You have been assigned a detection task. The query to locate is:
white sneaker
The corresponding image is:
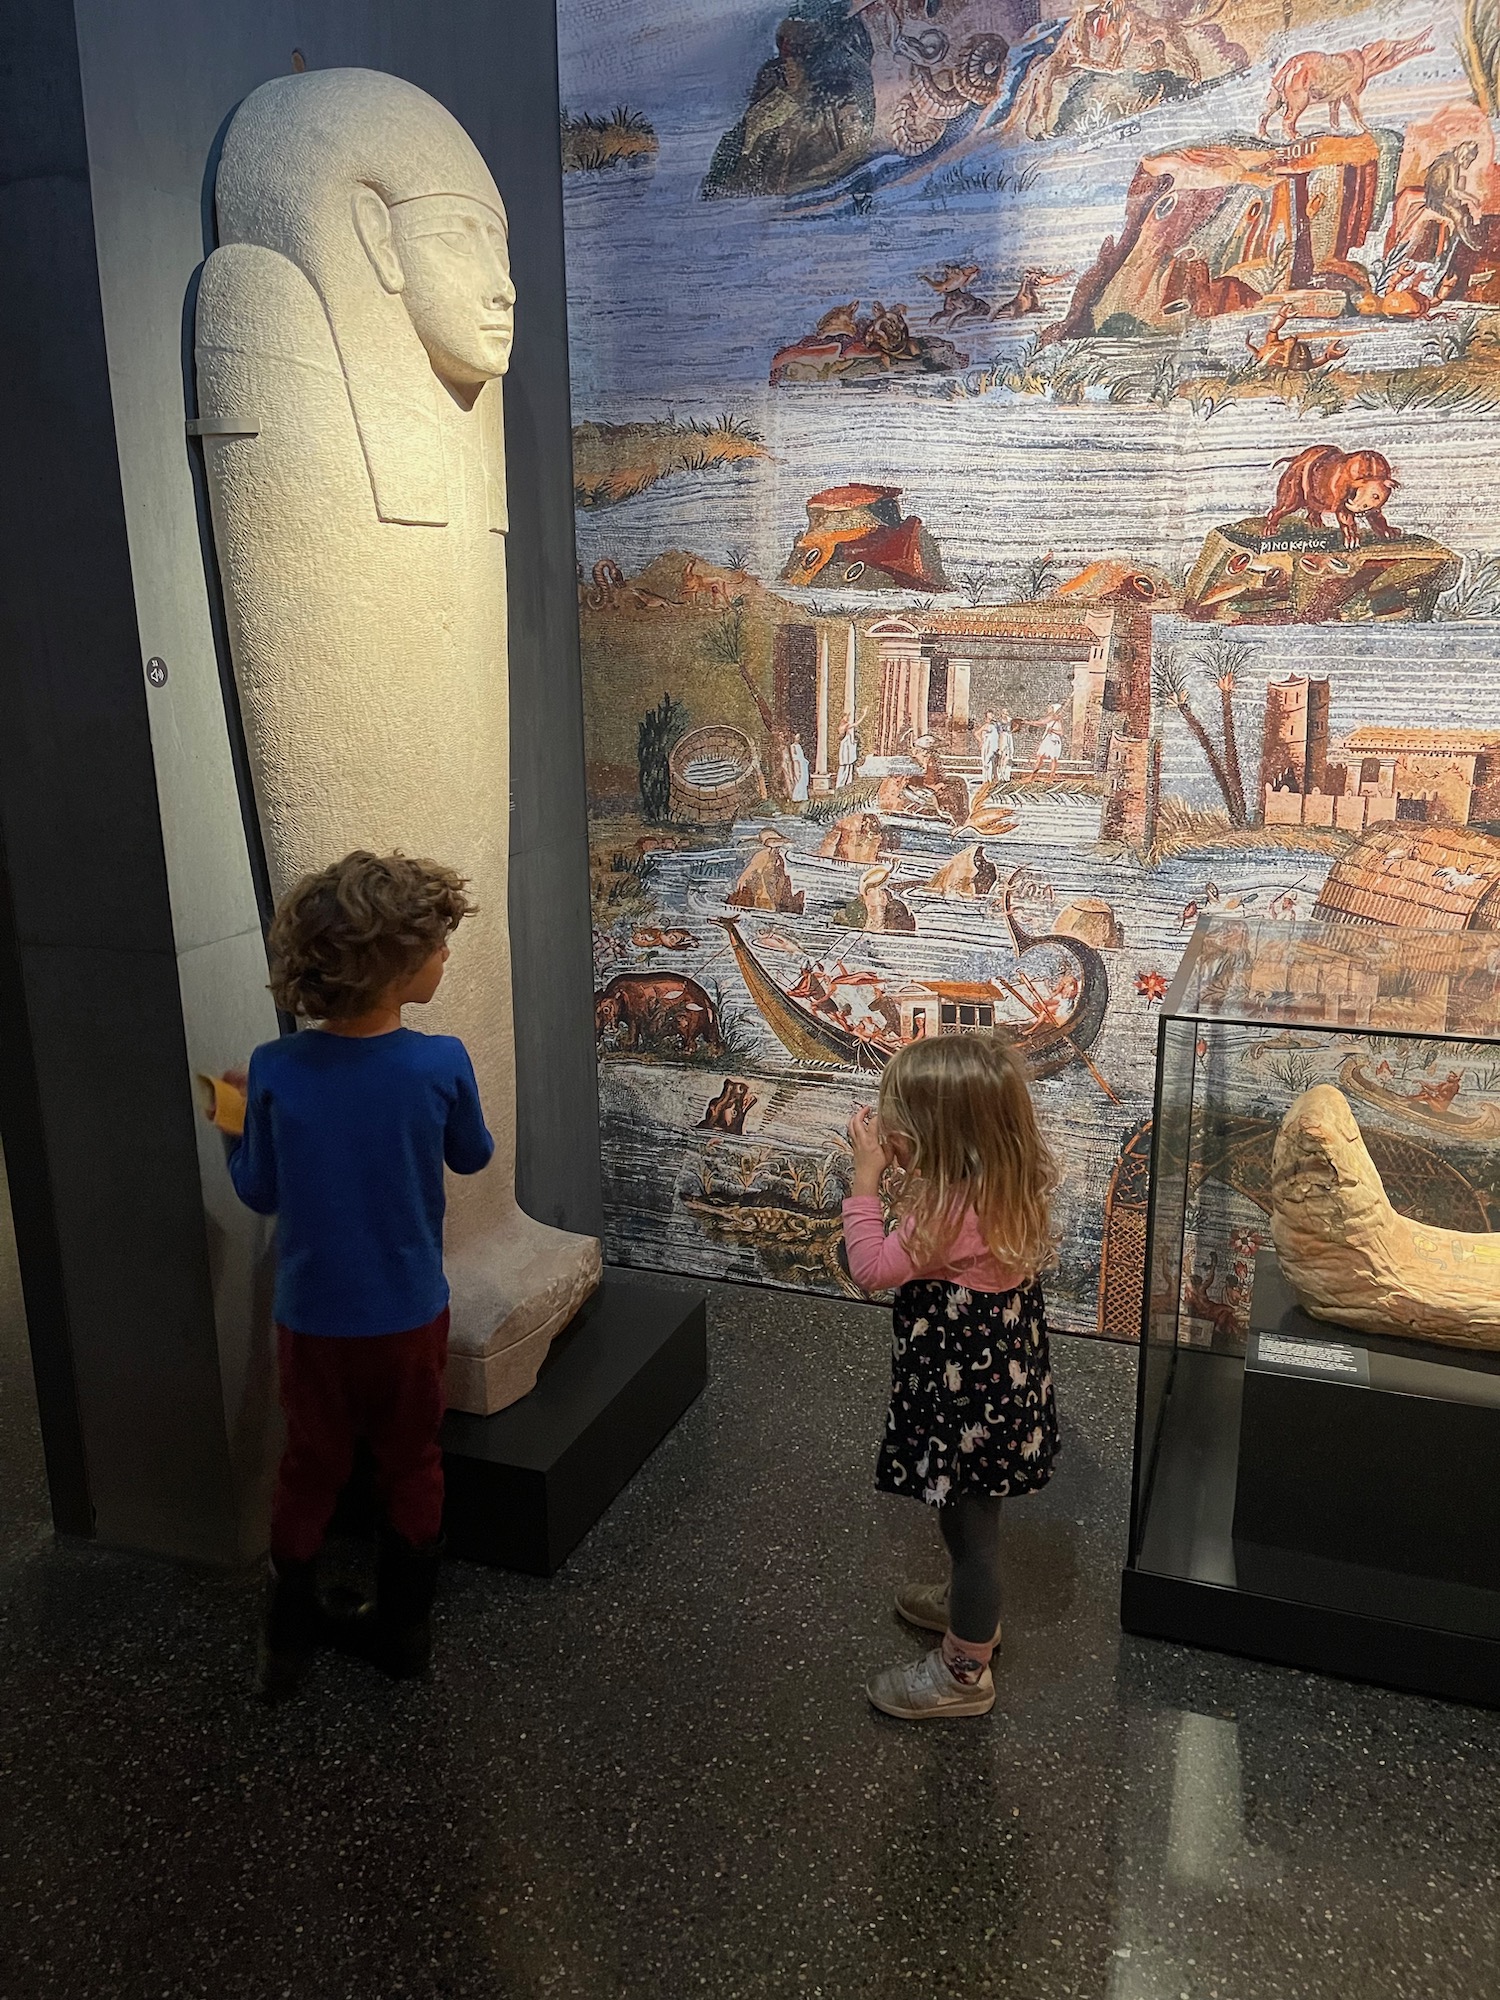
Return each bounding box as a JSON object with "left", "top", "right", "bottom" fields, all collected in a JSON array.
[
  {"left": 867, "top": 1646, "right": 995, "bottom": 1720},
  {"left": 893, "top": 1581, "right": 1002, "bottom": 1649}
]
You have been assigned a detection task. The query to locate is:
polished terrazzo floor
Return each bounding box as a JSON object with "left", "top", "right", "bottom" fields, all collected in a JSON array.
[{"left": 0, "top": 1233, "right": 1498, "bottom": 1998}]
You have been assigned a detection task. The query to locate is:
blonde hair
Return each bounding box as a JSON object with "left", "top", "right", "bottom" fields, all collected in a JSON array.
[
  {"left": 267, "top": 850, "right": 475, "bottom": 1020},
  {"left": 877, "top": 1033, "right": 1058, "bottom": 1276}
]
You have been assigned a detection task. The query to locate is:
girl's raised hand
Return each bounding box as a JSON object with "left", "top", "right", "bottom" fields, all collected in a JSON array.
[{"left": 847, "top": 1105, "right": 889, "bottom": 1196}]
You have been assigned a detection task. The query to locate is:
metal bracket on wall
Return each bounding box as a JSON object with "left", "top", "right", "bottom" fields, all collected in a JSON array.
[{"left": 185, "top": 415, "right": 259, "bottom": 437}]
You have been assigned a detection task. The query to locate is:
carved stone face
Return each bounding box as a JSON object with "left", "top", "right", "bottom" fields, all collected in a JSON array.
[{"left": 388, "top": 193, "right": 514, "bottom": 389}]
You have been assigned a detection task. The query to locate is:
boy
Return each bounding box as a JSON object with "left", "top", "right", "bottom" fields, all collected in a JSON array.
[{"left": 219, "top": 850, "right": 493, "bottom": 1701}]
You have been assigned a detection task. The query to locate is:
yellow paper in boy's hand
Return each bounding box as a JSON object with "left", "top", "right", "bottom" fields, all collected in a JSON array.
[{"left": 196, "top": 1072, "right": 247, "bottom": 1137}]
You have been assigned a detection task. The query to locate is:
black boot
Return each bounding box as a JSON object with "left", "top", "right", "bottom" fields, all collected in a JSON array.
[
  {"left": 329, "top": 1529, "right": 443, "bottom": 1679},
  {"left": 258, "top": 1554, "right": 325, "bottom": 1703}
]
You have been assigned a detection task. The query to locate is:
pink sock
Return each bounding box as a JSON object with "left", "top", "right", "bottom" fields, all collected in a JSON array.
[{"left": 941, "top": 1630, "right": 994, "bottom": 1683}]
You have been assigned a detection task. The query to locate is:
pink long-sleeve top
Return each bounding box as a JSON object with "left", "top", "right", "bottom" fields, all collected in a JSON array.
[{"left": 842, "top": 1195, "right": 1028, "bottom": 1295}]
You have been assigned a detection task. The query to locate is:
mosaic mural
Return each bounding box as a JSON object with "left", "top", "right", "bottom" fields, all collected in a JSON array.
[{"left": 558, "top": 0, "right": 1500, "bottom": 1336}]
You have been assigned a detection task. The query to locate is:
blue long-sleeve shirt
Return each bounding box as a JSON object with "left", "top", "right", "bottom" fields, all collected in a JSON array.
[{"left": 228, "top": 1027, "right": 494, "bottom": 1338}]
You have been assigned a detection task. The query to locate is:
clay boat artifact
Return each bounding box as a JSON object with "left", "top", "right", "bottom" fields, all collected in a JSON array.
[{"left": 1270, "top": 1084, "right": 1500, "bottom": 1349}]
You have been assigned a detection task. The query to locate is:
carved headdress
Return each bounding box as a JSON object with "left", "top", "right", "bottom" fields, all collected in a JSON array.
[{"left": 210, "top": 67, "right": 508, "bottom": 529}]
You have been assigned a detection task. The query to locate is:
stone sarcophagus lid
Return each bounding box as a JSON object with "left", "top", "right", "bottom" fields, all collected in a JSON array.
[{"left": 195, "top": 68, "right": 599, "bottom": 1412}]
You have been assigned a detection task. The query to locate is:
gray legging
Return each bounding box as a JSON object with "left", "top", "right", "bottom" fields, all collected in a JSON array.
[{"left": 938, "top": 1493, "right": 1004, "bottom": 1645}]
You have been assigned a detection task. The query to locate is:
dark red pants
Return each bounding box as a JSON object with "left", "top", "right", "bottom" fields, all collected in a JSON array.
[{"left": 270, "top": 1308, "right": 449, "bottom": 1564}]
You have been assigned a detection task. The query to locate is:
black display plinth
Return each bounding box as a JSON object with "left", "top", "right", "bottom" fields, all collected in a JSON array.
[
  {"left": 1120, "top": 1566, "right": 1500, "bottom": 1709},
  {"left": 1120, "top": 1252, "right": 1500, "bottom": 1706},
  {"left": 336, "top": 1277, "right": 707, "bottom": 1576},
  {"left": 1233, "top": 1255, "right": 1500, "bottom": 1637}
]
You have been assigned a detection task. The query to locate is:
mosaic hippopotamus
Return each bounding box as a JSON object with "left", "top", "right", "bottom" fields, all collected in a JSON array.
[{"left": 595, "top": 974, "right": 723, "bottom": 1057}]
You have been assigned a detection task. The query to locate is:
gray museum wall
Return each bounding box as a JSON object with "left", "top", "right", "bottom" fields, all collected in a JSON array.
[{"left": 0, "top": 0, "right": 599, "bottom": 1562}]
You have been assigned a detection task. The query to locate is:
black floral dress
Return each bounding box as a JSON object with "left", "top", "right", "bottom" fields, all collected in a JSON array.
[{"left": 875, "top": 1278, "right": 1059, "bottom": 1506}]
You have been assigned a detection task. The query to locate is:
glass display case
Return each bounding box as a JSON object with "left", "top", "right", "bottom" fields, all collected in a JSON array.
[{"left": 1122, "top": 915, "right": 1500, "bottom": 1705}]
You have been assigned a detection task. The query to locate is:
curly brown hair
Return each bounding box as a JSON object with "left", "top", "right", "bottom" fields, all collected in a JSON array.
[{"left": 267, "top": 851, "right": 476, "bottom": 1021}]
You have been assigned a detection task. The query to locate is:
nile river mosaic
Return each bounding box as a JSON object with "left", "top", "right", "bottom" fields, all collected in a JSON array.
[{"left": 558, "top": 0, "right": 1500, "bottom": 1338}]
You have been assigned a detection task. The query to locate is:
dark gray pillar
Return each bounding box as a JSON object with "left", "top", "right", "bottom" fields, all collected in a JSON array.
[{"left": 0, "top": 0, "right": 239, "bottom": 1561}]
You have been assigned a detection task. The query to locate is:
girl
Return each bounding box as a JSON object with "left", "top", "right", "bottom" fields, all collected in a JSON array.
[{"left": 844, "top": 1034, "right": 1059, "bottom": 1720}]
